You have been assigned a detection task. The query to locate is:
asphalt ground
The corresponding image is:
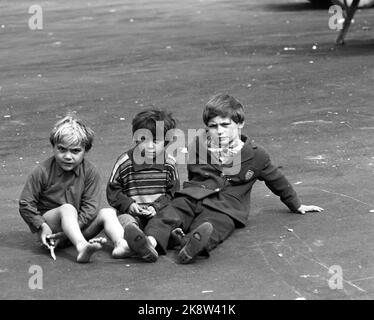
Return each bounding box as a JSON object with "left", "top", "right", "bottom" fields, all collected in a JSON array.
[{"left": 1, "top": 0, "right": 374, "bottom": 300}]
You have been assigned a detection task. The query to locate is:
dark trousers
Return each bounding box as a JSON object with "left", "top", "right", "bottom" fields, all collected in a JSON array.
[{"left": 144, "top": 195, "right": 236, "bottom": 255}]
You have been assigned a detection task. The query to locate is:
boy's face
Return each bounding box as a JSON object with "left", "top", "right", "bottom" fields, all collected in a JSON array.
[
  {"left": 207, "top": 116, "right": 244, "bottom": 147},
  {"left": 53, "top": 142, "right": 85, "bottom": 172},
  {"left": 142, "top": 138, "right": 165, "bottom": 160}
]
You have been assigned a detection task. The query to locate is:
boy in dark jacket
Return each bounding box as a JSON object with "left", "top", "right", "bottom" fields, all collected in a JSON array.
[{"left": 138, "top": 94, "right": 323, "bottom": 263}]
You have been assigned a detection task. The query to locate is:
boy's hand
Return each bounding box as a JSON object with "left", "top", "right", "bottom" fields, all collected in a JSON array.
[
  {"left": 297, "top": 205, "right": 324, "bottom": 215},
  {"left": 38, "top": 223, "right": 53, "bottom": 249},
  {"left": 47, "top": 232, "right": 67, "bottom": 248},
  {"left": 128, "top": 203, "right": 146, "bottom": 216},
  {"left": 139, "top": 206, "right": 156, "bottom": 218}
]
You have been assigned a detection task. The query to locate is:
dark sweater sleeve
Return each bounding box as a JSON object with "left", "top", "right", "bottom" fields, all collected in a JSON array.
[
  {"left": 259, "top": 150, "right": 301, "bottom": 212},
  {"left": 19, "top": 166, "right": 47, "bottom": 233},
  {"left": 106, "top": 155, "right": 134, "bottom": 214},
  {"left": 106, "top": 180, "right": 134, "bottom": 214}
]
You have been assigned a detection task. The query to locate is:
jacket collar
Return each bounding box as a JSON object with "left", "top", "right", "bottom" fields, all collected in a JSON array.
[
  {"left": 237, "top": 135, "right": 255, "bottom": 162},
  {"left": 196, "top": 132, "right": 254, "bottom": 162}
]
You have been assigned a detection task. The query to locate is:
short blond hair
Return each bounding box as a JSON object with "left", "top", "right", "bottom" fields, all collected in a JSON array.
[{"left": 49, "top": 114, "right": 94, "bottom": 151}]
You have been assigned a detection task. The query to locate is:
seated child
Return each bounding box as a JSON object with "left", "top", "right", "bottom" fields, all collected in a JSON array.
[
  {"left": 105, "top": 109, "right": 180, "bottom": 262},
  {"left": 19, "top": 114, "right": 107, "bottom": 263},
  {"left": 140, "top": 93, "right": 324, "bottom": 263}
]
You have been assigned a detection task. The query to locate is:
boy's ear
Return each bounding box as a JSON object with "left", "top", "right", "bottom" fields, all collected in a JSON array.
[{"left": 238, "top": 121, "right": 245, "bottom": 129}]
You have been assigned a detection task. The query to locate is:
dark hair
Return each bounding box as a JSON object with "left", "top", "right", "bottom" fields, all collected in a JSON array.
[
  {"left": 132, "top": 109, "right": 176, "bottom": 138},
  {"left": 203, "top": 93, "right": 245, "bottom": 125}
]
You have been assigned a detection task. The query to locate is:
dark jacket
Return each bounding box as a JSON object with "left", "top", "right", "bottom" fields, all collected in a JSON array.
[{"left": 176, "top": 134, "right": 301, "bottom": 226}]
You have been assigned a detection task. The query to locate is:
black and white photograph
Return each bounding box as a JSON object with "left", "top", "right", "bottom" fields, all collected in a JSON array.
[{"left": 1, "top": 0, "right": 374, "bottom": 303}]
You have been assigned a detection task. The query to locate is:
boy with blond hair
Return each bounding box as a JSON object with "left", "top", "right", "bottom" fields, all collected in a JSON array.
[{"left": 19, "top": 114, "right": 107, "bottom": 263}]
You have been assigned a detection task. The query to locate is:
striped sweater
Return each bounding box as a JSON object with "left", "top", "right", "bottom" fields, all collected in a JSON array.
[{"left": 106, "top": 147, "right": 180, "bottom": 214}]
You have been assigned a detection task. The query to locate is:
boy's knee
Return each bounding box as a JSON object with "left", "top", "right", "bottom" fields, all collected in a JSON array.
[
  {"left": 98, "top": 207, "right": 116, "bottom": 218},
  {"left": 59, "top": 203, "right": 78, "bottom": 216},
  {"left": 163, "top": 216, "right": 182, "bottom": 228}
]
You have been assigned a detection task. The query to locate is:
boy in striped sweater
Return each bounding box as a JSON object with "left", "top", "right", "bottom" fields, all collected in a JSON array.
[{"left": 106, "top": 109, "right": 180, "bottom": 262}]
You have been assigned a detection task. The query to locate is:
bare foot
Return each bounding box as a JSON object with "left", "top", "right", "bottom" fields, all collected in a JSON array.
[
  {"left": 148, "top": 236, "right": 157, "bottom": 248},
  {"left": 89, "top": 237, "right": 107, "bottom": 245},
  {"left": 112, "top": 238, "right": 133, "bottom": 259},
  {"left": 171, "top": 228, "right": 186, "bottom": 246},
  {"left": 76, "top": 239, "right": 105, "bottom": 263}
]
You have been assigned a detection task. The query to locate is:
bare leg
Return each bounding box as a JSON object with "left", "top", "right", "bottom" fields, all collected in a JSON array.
[
  {"left": 76, "top": 237, "right": 106, "bottom": 263},
  {"left": 112, "top": 238, "right": 132, "bottom": 258},
  {"left": 43, "top": 204, "right": 103, "bottom": 263},
  {"left": 83, "top": 208, "right": 132, "bottom": 258}
]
